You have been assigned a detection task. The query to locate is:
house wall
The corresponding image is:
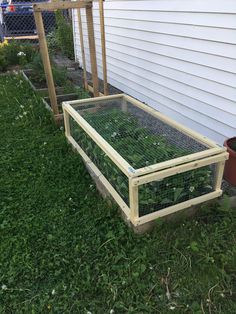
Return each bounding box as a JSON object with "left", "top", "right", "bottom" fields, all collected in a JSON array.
[{"left": 72, "top": 0, "right": 236, "bottom": 144}]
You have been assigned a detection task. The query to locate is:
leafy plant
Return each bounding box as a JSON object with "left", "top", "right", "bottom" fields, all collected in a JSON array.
[
  {"left": 52, "top": 65, "right": 67, "bottom": 86},
  {"left": 0, "top": 40, "right": 37, "bottom": 71},
  {"left": 28, "top": 53, "right": 67, "bottom": 87},
  {"left": 75, "top": 86, "right": 90, "bottom": 99},
  {"left": 46, "top": 30, "right": 59, "bottom": 54},
  {"left": 71, "top": 109, "right": 213, "bottom": 214},
  {"left": 62, "top": 80, "right": 75, "bottom": 94},
  {"left": 55, "top": 11, "right": 74, "bottom": 60},
  {"left": 0, "top": 53, "right": 8, "bottom": 71},
  {"left": 61, "top": 82, "right": 91, "bottom": 98}
]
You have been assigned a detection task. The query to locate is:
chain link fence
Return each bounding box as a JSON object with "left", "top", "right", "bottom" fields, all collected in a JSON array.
[
  {"left": 1, "top": 1, "right": 52, "bottom": 41},
  {"left": 0, "top": 0, "right": 76, "bottom": 76},
  {"left": 0, "top": 0, "right": 73, "bottom": 51}
]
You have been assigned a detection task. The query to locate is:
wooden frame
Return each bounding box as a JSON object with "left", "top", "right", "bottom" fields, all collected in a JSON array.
[
  {"left": 62, "top": 94, "right": 228, "bottom": 227},
  {"left": 33, "top": 1, "right": 91, "bottom": 12},
  {"left": 33, "top": 0, "right": 106, "bottom": 120},
  {"left": 4, "top": 35, "right": 39, "bottom": 40},
  {"left": 77, "top": 0, "right": 108, "bottom": 95}
]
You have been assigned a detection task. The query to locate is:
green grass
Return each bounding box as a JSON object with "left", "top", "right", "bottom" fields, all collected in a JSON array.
[{"left": 0, "top": 74, "right": 236, "bottom": 314}]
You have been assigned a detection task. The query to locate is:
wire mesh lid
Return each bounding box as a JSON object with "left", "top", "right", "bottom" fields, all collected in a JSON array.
[{"left": 75, "top": 99, "right": 210, "bottom": 171}]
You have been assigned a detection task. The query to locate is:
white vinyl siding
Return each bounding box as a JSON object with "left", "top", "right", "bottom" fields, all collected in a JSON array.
[{"left": 72, "top": 0, "right": 236, "bottom": 144}]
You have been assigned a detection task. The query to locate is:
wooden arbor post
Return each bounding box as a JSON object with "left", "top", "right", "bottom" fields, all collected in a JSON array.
[
  {"left": 33, "top": 9, "right": 58, "bottom": 115},
  {"left": 85, "top": 3, "right": 99, "bottom": 97},
  {"left": 77, "top": 9, "right": 88, "bottom": 90},
  {"left": 33, "top": 0, "right": 100, "bottom": 119},
  {"left": 77, "top": 0, "right": 108, "bottom": 96},
  {"left": 99, "top": 0, "right": 108, "bottom": 95}
]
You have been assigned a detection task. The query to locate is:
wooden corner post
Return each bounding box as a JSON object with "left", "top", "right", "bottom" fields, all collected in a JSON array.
[
  {"left": 129, "top": 178, "right": 139, "bottom": 224},
  {"left": 33, "top": 10, "right": 59, "bottom": 116},
  {"left": 214, "top": 160, "right": 227, "bottom": 191},
  {"left": 86, "top": 3, "right": 99, "bottom": 97},
  {"left": 63, "top": 107, "right": 71, "bottom": 138}
]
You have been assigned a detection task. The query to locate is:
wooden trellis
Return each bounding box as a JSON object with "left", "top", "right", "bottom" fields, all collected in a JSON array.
[
  {"left": 33, "top": 0, "right": 108, "bottom": 120},
  {"left": 77, "top": 0, "right": 108, "bottom": 97}
]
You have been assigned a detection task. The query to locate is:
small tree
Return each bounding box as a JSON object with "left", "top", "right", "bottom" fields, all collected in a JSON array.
[{"left": 55, "top": 11, "right": 74, "bottom": 60}]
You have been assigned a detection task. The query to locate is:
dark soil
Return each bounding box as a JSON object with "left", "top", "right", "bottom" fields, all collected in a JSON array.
[
  {"left": 26, "top": 71, "right": 66, "bottom": 90},
  {"left": 53, "top": 53, "right": 79, "bottom": 70},
  {"left": 44, "top": 93, "right": 80, "bottom": 114}
]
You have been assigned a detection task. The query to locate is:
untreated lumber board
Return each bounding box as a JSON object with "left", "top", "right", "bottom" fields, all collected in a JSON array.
[
  {"left": 99, "top": 0, "right": 108, "bottom": 95},
  {"left": 77, "top": 9, "right": 88, "bottom": 90},
  {"left": 86, "top": 5, "right": 99, "bottom": 97},
  {"left": 33, "top": 1, "right": 91, "bottom": 12},
  {"left": 33, "top": 10, "right": 58, "bottom": 115}
]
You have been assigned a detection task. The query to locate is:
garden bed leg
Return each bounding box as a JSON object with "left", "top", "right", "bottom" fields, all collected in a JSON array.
[
  {"left": 121, "top": 97, "right": 127, "bottom": 112},
  {"left": 214, "top": 161, "right": 226, "bottom": 190},
  {"left": 64, "top": 110, "right": 71, "bottom": 137},
  {"left": 129, "top": 178, "right": 139, "bottom": 224}
]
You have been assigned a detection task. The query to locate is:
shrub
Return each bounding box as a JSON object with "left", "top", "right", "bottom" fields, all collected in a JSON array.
[
  {"left": 28, "top": 53, "right": 68, "bottom": 87},
  {"left": 0, "top": 53, "right": 8, "bottom": 71},
  {"left": 46, "top": 30, "right": 59, "bottom": 54},
  {"left": 55, "top": 11, "right": 74, "bottom": 60},
  {"left": 0, "top": 40, "right": 37, "bottom": 71},
  {"left": 75, "top": 87, "right": 90, "bottom": 99}
]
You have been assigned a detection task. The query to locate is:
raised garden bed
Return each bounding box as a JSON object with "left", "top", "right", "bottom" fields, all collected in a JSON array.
[
  {"left": 62, "top": 94, "right": 228, "bottom": 227},
  {"left": 43, "top": 88, "right": 91, "bottom": 114},
  {"left": 22, "top": 69, "right": 91, "bottom": 114},
  {"left": 22, "top": 69, "right": 66, "bottom": 97},
  {"left": 44, "top": 93, "right": 80, "bottom": 113}
]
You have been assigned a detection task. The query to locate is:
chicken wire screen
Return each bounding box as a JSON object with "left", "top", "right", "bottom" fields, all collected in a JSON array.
[
  {"left": 139, "top": 164, "right": 215, "bottom": 217},
  {"left": 74, "top": 99, "right": 210, "bottom": 171},
  {"left": 69, "top": 115, "right": 129, "bottom": 206},
  {"left": 68, "top": 99, "right": 219, "bottom": 218}
]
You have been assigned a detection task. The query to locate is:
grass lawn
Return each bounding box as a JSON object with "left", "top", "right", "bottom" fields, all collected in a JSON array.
[{"left": 0, "top": 74, "right": 236, "bottom": 313}]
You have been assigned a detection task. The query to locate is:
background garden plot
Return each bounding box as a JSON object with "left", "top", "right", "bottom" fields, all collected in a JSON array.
[
  {"left": 0, "top": 1, "right": 74, "bottom": 59},
  {"left": 0, "top": 5, "right": 76, "bottom": 77},
  {"left": 72, "top": 0, "right": 236, "bottom": 145}
]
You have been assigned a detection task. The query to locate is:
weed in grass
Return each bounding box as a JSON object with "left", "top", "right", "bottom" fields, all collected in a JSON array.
[{"left": 0, "top": 74, "right": 235, "bottom": 313}]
